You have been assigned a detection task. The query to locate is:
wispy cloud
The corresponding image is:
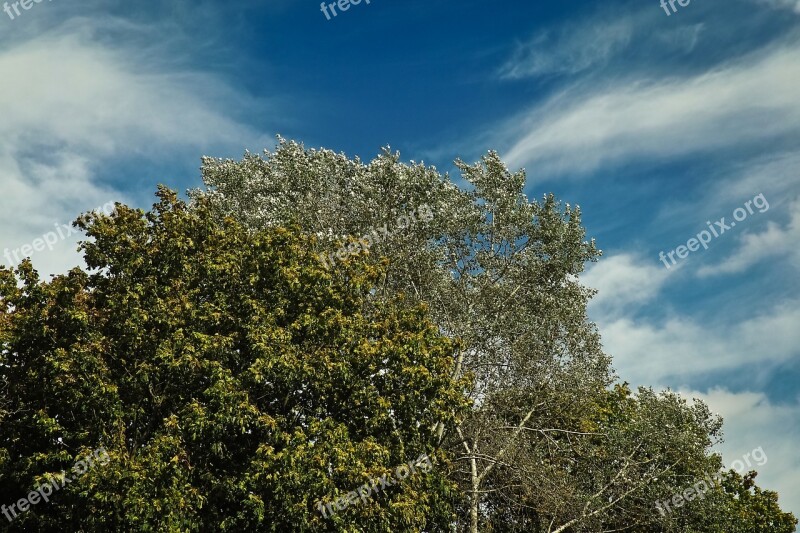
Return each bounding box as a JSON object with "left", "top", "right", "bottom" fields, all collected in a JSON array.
[
  {"left": 653, "top": 22, "right": 705, "bottom": 54},
  {"left": 583, "top": 253, "right": 672, "bottom": 317},
  {"left": 0, "top": 20, "right": 269, "bottom": 276},
  {"left": 600, "top": 303, "right": 800, "bottom": 385},
  {"left": 751, "top": 0, "right": 800, "bottom": 13},
  {"left": 583, "top": 252, "right": 800, "bottom": 385},
  {"left": 500, "top": 40, "right": 800, "bottom": 177},
  {"left": 697, "top": 199, "right": 800, "bottom": 277},
  {"left": 498, "top": 19, "right": 633, "bottom": 79}
]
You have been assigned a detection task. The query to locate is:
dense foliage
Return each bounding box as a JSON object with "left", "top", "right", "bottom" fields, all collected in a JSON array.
[
  {"left": 193, "top": 139, "right": 796, "bottom": 532},
  {"left": 0, "top": 140, "right": 794, "bottom": 531},
  {"left": 0, "top": 188, "right": 468, "bottom": 531}
]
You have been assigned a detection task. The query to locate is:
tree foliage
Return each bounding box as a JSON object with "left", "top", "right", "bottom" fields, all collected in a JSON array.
[
  {"left": 193, "top": 138, "right": 796, "bottom": 532},
  {"left": 0, "top": 188, "right": 468, "bottom": 532},
  {"left": 0, "top": 139, "right": 794, "bottom": 531}
]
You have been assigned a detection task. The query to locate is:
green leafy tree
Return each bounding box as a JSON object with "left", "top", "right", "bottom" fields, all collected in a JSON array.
[
  {"left": 661, "top": 469, "right": 798, "bottom": 533},
  {"left": 713, "top": 470, "right": 797, "bottom": 532},
  {"left": 0, "top": 187, "right": 468, "bottom": 532},
  {"left": 194, "top": 140, "right": 611, "bottom": 532},
  {"left": 193, "top": 138, "right": 796, "bottom": 532},
  {"left": 475, "top": 384, "right": 723, "bottom": 532}
]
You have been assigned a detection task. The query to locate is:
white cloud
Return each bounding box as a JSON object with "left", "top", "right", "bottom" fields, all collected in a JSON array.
[
  {"left": 697, "top": 198, "right": 800, "bottom": 276},
  {"left": 583, "top": 253, "right": 672, "bottom": 317},
  {"left": 501, "top": 41, "right": 800, "bottom": 176},
  {"left": 0, "top": 32, "right": 259, "bottom": 154},
  {"left": 583, "top": 254, "right": 800, "bottom": 386},
  {"left": 498, "top": 19, "right": 633, "bottom": 79},
  {"left": 599, "top": 301, "right": 800, "bottom": 387},
  {"left": 751, "top": 0, "right": 800, "bottom": 13},
  {"left": 0, "top": 23, "right": 268, "bottom": 277}
]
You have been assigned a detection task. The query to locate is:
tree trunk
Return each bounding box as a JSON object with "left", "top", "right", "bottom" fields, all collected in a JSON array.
[{"left": 470, "top": 451, "right": 479, "bottom": 533}]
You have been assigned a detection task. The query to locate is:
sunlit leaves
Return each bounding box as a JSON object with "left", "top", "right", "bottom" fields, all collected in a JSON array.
[{"left": 0, "top": 188, "right": 466, "bottom": 531}]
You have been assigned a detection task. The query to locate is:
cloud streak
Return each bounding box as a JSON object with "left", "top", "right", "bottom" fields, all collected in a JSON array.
[
  {"left": 498, "top": 19, "right": 633, "bottom": 79},
  {"left": 697, "top": 199, "right": 800, "bottom": 276},
  {"left": 501, "top": 41, "right": 800, "bottom": 177}
]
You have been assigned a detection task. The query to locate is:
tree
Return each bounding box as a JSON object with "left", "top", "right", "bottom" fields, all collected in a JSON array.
[
  {"left": 0, "top": 187, "right": 468, "bottom": 532},
  {"left": 194, "top": 138, "right": 796, "bottom": 532},
  {"left": 714, "top": 470, "right": 797, "bottom": 532},
  {"left": 667, "top": 469, "right": 798, "bottom": 533},
  {"left": 473, "top": 384, "right": 721, "bottom": 532}
]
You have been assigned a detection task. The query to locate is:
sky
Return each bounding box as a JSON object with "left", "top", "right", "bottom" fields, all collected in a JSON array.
[{"left": 1, "top": 0, "right": 798, "bottom": 518}]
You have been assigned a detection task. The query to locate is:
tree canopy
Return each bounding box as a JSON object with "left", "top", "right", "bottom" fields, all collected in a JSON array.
[
  {"left": 193, "top": 138, "right": 796, "bottom": 532},
  {"left": 0, "top": 139, "right": 795, "bottom": 532},
  {"left": 0, "top": 188, "right": 468, "bottom": 531}
]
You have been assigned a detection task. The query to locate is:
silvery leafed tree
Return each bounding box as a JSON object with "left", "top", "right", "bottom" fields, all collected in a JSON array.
[{"left": 191, "top": 138, "right": 796, "bottom": 533}]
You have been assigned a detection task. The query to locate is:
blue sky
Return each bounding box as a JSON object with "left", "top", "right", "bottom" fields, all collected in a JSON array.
[{"left": 1, "top": 0, "right": 799, "bottom": 516}]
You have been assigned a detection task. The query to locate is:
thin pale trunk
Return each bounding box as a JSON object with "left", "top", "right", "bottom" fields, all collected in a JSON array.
[
  {"left": 457, "top": 426, "right": 480, "bottom": 533},
  {"left": 470, "top": 452, "right": 479, "bottom": 533}
]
